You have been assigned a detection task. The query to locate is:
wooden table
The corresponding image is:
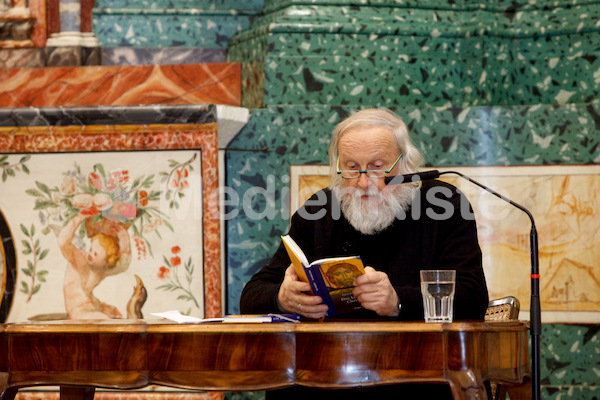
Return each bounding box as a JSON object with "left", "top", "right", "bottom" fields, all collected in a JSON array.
[{"left": 0, "top": 320, "right": 531, "bottom": 400}]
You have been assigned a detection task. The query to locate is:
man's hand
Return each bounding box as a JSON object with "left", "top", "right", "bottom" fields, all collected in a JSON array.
[
  {"left": 277, "top": 265, "right": 328, "bottom": 319},
  {"left": 353, "top": 266, "right": 400, "bottom": 317}
]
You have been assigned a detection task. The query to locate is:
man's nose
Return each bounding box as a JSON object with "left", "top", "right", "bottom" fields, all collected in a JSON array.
[{"left": 357, "top": 172, "right": 371, "bottom": 191}]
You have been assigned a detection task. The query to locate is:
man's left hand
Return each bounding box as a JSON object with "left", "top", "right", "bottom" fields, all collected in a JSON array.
[{"left": 353, "top": 266, "right": 400, "bottom": 317}]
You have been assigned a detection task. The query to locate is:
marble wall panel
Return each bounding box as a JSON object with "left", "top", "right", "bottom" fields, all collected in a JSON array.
[
  {"left": 0, "top": 48, "right": 45, "bottom": 68},
  {"left": 228, "top": 1, "right": 600, "bottom": 108},
  {"left": 0, "top": 47, "right": 101, "bottom": 68},
  {"left": 231, "top": 31, "right": 600, "bottom": 62},
  {"left": 241, "top": 2, "right": 600, "bottom": 39},
  {"left": 263, "top": 0, "right": 596, "bottom": 10},
  {"left": 258, "top": 54, "right": 600, "bottom": 107},
  {"left": 0, "top": 104, "right": 219, "bottom": 127},
  {"left": 101, "top": 47, "right": 226, "bottom": 66},
  {"left": 541, "top": 324, "right": 600, "bottom": 389},
  {"left": 0, "top": 63, "right": 241, "bottom": 107},
  {"left": 92, "top": 10, "right": 255, "bottom": 48},
  {"left": 229, "top": 33, "right": 481, "bottom": 62},
  {"left": 0, "top": 46, "right": 221, "bottom": 68},
  {"left": 95, "top": 0, "right": 264, "bottom": 9},
  {"left": 45, "top": 46, "right": 101, "bottom": 66}
]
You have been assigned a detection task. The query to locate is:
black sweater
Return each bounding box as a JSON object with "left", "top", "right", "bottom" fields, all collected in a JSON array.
[{"left": 240, "top": 180, "right": 489, "bottom": 321}]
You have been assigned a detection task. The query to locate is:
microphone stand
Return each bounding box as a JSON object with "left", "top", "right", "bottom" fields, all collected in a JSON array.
[
  {"left": 387, "top": 170, "right": 541, "bottom": 400},
  {"left": 439, "top": 171, "right": 541, "bottom": 400}
]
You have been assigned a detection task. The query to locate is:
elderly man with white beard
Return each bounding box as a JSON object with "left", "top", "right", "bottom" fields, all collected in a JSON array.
[{"left": 240, "top": 108, "right": 489, "bottom": 400}]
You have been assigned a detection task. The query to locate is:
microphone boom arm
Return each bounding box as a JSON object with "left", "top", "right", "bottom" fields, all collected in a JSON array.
[
  {"left": 438, "top": 171, "right": 541, "bottom": 400},
  {"left": 387, "top": 169, "right": 541, "bottom": 400},
  {"left": 439, "top": 171, "right": 542, "bottom": 400}
]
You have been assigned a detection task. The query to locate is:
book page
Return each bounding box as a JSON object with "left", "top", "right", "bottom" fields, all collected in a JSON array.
[{"left": 281, "top": 235, "right": 310, "bottom": 283}]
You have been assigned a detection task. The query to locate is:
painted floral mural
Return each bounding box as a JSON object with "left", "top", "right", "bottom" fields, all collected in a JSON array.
[{"left": 0, "top": 150, "right": 205, "bottom": 322}]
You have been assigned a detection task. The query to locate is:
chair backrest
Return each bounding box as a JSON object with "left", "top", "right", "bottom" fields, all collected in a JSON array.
[
  {"left": 484, "top": 296, "right": 521, "bottom": 400},
  {"left": 485, "top": 296, "right": 520, "bottom": 321}
]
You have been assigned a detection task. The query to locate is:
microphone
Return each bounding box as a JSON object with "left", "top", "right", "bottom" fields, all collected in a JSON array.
[
  {"left": 384, "top": 169, "right": 440, "bottom": 185},
  {"left": 387, "top": 169, "right": 541, "bottom": 400}
]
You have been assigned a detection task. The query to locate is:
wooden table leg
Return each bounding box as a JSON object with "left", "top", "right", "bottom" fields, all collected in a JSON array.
[
  {"left": 446, "top": 370, "right": 488, "bottom": 400},
  {"left": 60, "top": 386, "right": 96, "bottom": 400},
  {"left": 0, "top": 387, "right": 18, "bottom": 400}
]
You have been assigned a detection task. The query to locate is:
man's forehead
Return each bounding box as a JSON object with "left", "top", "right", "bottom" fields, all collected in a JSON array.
[
  {"left": 339, "top": 126, "right": 394, "bottom": 144},
  {"left": 341, "top": 125, "right": 394, "bottom": 138},
  {"left": 338, "top": 128, "right": 398, "bottom": 158}
]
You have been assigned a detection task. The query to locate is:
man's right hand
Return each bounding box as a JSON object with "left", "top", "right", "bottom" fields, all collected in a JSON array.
[{"left": 277, "top": 265, "right": 328, "bottom": 319}]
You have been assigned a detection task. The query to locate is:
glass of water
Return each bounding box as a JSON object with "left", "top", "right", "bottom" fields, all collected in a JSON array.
[{"left": 420, "top": 270, "right": 456, "bottom": 323}]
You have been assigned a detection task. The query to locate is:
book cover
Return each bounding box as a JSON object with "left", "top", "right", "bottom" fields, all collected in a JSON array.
[{"left": 281, "top": 235, "right": 365, "bottom": 317}]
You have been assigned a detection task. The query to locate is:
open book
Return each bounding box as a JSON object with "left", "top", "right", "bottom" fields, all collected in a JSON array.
[{"left": 281, "top": 234, "right": 366, "bottom": 317}]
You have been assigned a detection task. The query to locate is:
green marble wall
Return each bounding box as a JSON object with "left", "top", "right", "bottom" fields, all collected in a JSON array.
[
  {"left": 229, "top": 1, "right": 600, "bottom": 108},
  {"left": 93, "top": 0, "right": 263, "bottom": 47},
  {"left": 542, "top": 324, "right": 600, "bottom": 399},
  {"left": 96, "top": 0, "right": 263, "bottom": 8}
]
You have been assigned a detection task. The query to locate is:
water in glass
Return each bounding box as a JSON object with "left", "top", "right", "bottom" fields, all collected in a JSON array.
[{"left": 420, "top": 270, "right": 456, "bottom": 323}]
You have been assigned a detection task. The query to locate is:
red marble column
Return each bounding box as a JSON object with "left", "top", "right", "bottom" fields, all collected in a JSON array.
[
  {"left": 47, "top": 0, "right": 60, "bottom": 36},
  {"left": 80, "top": 0, "right": 94, "bottom": 33},
  {"left": 29, "top": 0, "right": 48, "bottom": 46}
]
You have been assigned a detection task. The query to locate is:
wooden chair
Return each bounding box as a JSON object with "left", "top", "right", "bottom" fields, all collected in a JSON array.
[{"left": 484, "top": 296, "right": 521, "bottom": 400}]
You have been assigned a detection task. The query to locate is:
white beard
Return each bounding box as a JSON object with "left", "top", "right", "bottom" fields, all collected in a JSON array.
[{"left": 332, "top": 181, "right": 417, "bottom": 235}]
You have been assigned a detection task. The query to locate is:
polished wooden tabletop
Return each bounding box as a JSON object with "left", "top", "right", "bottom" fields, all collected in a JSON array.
[{"left": 0, "top": 319, "right": 531, "bottom": 400}]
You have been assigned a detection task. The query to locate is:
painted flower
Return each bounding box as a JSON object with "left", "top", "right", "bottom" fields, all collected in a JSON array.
[
  {"left": 171, "top": 246, "right": 181, "bottom": 254},
  {"left": 106, "top": 178, "right": 117, "bottom": 191},
  {"left": 89, "top": 172, "right": 103, "bottom": 190},
  {"left": 71, "top": 193, "right": 93, "bottom": 209},
  {"left": 172, "top": 169, "right": 190, "bottom": 190},
  {"left": 80, "top": 206, "right": 100, "bottom": 216},
  {"left": 110, "top": 201, "right": 137, "bottom": 220},
  {"left": 60, "top": 175, "right": 77, "bottom": 196},
  {"left": 93, "top": 193, "right": 113, "bottom": 211},
  {"left": 138, "top": 190, "right": 148, "bottom": 207},
  {"left": 51, "top": 192, "right": 62, "bottom": 205},
  {"left": 170, "top": 256, "right": 181, "bottom": 267},
  {"left": 114, "top": 188, "right": 130, "bottom": 202},
  {"left": 142, "top": 222, "right": 156, "bottom": 233},
  {"left": 158, "top": 266, "right": 170, "bottom": 279},
  {"left": 112, "top": 169, "right": 129, "bottom": 183}
]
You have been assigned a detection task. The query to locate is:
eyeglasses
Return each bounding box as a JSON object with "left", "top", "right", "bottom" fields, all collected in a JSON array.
[{"left": 336, "top": 154, "right": 403, "bottom": 179}]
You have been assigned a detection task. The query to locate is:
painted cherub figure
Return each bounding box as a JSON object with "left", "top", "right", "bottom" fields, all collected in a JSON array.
[{"left": 57, "top": 213, "right": 132, "bottom": 319}]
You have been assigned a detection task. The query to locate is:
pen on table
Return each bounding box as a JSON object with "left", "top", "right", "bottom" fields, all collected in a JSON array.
[{"left": 268, "top": 313, "right": 300, "bottom": 323}]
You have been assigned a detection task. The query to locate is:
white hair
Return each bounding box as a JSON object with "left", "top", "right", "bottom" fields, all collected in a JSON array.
[{"left": 328, "top": 108, "right": 424, "bottom": 189}]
